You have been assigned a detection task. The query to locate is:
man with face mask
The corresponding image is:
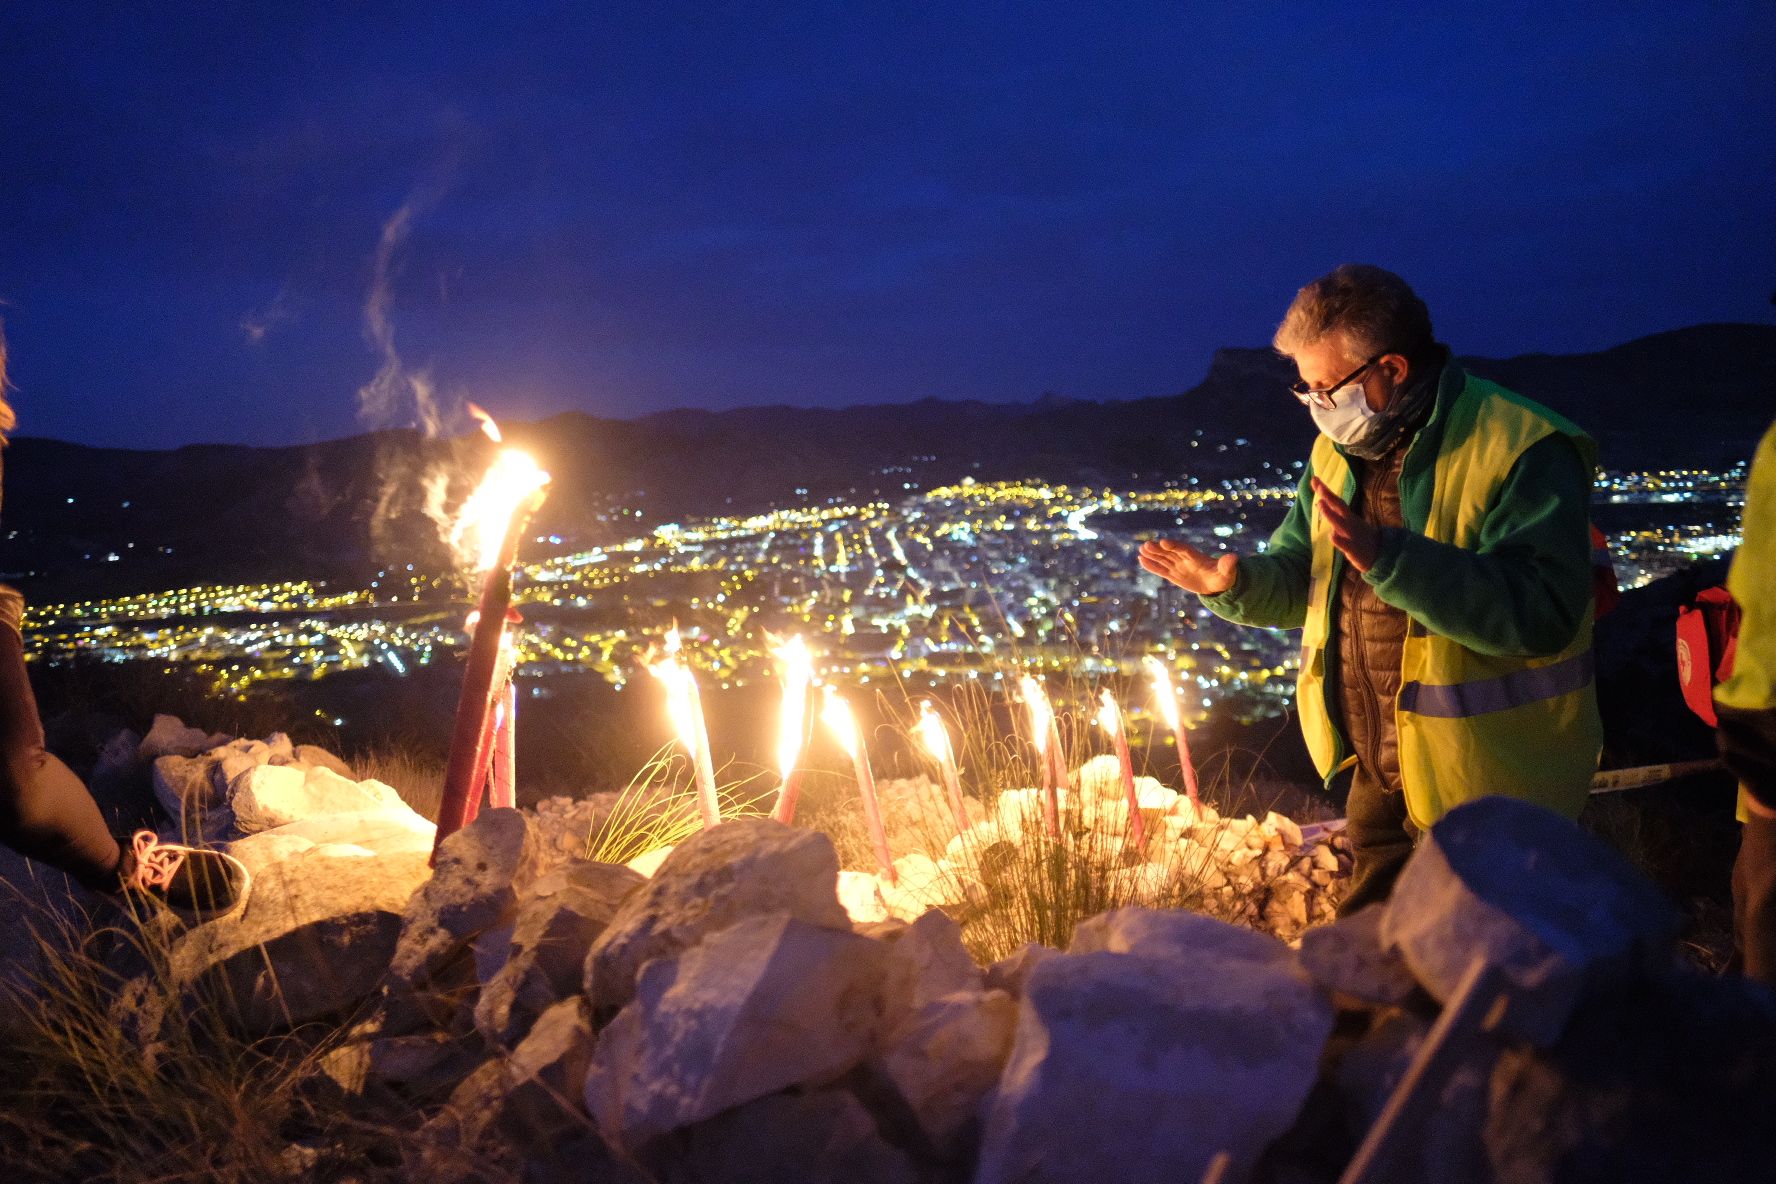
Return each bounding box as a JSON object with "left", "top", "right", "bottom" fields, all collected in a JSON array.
[{"left": 1140, "top": 264, "right": 1600, "bottom": 913}]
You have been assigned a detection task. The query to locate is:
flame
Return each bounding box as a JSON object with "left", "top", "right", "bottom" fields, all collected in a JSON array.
[
  {"left": 466, "top": 401, "right": 503, "bottom": 443},
  {"left": 451, "top": 447, "right": 550, "bottom": 571},
  {"left": 915, "top": 700, "right": 953, "bottom": 764},
  {"left": 1020, "top": 675, "right": 1054, "bottom": 755},
  {"left": 821, "top": 685, "right": 860, "bottom": 758},
  {"left": 647, "top": 627, "right": 699, "bottom": 753},
  {"left": 772, "top": 635, "right": 814, "bottom": 778},
  {"left": 1144, "top": 655, "right": 1182, "bottom": 731},
  {"left": 1096, "top": 688, "right": 1124, "bottom": 738}
]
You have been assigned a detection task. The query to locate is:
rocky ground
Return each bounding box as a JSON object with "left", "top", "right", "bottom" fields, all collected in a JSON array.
[{"left": 3, "top": 715, "right": 1775, "bottom": 1183}]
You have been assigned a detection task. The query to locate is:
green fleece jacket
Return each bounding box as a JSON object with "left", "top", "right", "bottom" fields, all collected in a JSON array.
[{"left": 1199, "top": 360, "right": 1593, "bottom": 662}]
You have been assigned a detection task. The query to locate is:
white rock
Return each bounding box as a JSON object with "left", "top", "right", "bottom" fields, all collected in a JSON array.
[
  {"left": 293, "top": 744, "right": 355, "bottom": 779},
  {"left": 992, "top": 788, "right": 1049, "bottom": 839},
  {"left": 881, "top": 908, "right": 982, "bottom": 1018},
  {"left": 368, "top": 1030, "right": 486, "bottom": 1094},
  {"left": 838, "top": 869, "right": 891, "bottom": 924},
  {"left": 673, "top": 1088, "right": 919, "bottom": 1184},
  {"left": 389, "top": 808, "right": 541, "bottom": 991},
  {"left": 1135, "top": 780, "right": 1180, "bottom": 813},
  {"left": 1298, "top": 903, "right": 1419, "bottom": 1005},
  {"left": 1263, "top": 810, "right": 1304, "bottom": 850},
  {"left": 984, "top": 942, "right": 1055, "bottom": 996},
  {"left": 229, "top": 763, "right": 406, "bottom": 833},
  {"left": 475, "top": 861, "right": 644, "bottom": 1047},
  {"left": 154, "top": 846, "right": 431, "bottom": 1038},
  {"left": 880, "top": 850, "right": 965, "bottom": 918},
  {"left": 1381, "top": 795, "right": 1681, "bottom": 1046},
  {"left": 623, "top": 844, "right": 674, "bottom": 878},
  {"left": 151, "top": 754, "right": 224, "bottom": 831},
  {"left": 1075, "top": 754, "right": 1125, "bottom": 800},
  {"left": 878, "top": 989, "right": 1017, "bottom": 1159},
  {"left": 212, "top": 749, "right": 262, "bottom": 797},
  {"left": 432, "top": 997, "right": 597, "bottom": 1148},
  {"left": 223, "top": 765, "right": 306, "bottom": 832},
  {"left": 251, "top": 806, "right": 434, "bottom": 857},
  {"left": 978, "top": 909, "right": 1334, "bottom": 1184},
  {"left": 584, "top": 818, "right": 851, "bottom": 1011},
  {"left": 584, "top": 911, "right": 890, "bottom": 1153},
  {"left": 224, "top": 831, "right": 318, "bottom": 877}
]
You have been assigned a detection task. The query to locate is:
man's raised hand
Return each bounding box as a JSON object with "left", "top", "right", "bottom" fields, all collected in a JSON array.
[
  {"left": 1138, "top": 538, "right": 1239, "bottom": 596},
  {"left": 1309, "top": 476, "right": 1381, "bottom": 572}
]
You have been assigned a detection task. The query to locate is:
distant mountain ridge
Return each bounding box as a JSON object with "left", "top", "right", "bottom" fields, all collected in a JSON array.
[{"left": 4, "top": 322, "right": 1770, "bottom": 600}]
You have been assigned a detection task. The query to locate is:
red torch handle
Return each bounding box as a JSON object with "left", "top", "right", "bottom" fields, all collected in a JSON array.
[
  {"left": 491, "top": 680, "right": 517, "bottom": 810},
  {"left": 434, "top": 580, "right": 511, "bottom": 858},
  {"left": 432, "top": 503, "right": 536, "bottom": 862},
  {"left": 771, "top": 767, "right": 804, "bottom": 825}
]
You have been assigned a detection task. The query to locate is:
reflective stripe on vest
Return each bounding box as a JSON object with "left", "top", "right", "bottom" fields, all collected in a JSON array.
[{"left": 1399, "top": 650, "right": 1595, "bottom": 718}]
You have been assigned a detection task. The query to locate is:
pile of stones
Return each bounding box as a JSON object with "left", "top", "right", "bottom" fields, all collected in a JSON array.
[{"left": 17, "top": 715, "right": 1774, "bottom": 1182}]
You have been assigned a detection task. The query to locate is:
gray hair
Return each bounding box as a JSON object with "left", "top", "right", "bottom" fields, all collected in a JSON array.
[{"left": 1273, "top": 264, "right": 1436, "bottom": 364}]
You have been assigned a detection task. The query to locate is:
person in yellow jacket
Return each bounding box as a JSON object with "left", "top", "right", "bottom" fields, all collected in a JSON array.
[
  {"left": 1716, "top": 417, "right": 1776, "bottom": 985},
  {"left": 1140, "top": 265, "right": 1601, "bottom": 913}
]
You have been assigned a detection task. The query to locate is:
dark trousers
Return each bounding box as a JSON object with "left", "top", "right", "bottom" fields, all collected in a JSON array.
[
  {"left": 0, "top": 612, "right": 120, "bottom": 890},
  {"left": 1337, "top": 767, "right": 1416, "bottom": 917},
  {"left": 1734, "top": 808, "right": 1776, "bottom": 987}
]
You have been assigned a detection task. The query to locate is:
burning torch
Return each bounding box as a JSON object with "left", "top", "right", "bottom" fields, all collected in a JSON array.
[{"left": 432, "top": 415, "right": 550, "bottom": 861}]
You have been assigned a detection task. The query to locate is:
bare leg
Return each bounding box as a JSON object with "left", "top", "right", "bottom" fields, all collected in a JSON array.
[{"left": 0, "top": 602, "right": 121, "bottom": 891}]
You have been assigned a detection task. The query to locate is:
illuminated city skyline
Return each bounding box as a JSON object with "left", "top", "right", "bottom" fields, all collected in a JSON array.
[{"left": 25, "top": 465, "right": 1747, "bottom": 736}]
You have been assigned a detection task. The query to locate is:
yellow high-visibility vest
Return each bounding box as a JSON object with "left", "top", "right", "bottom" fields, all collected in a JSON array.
[{"left": 1296, "top": 378, "right": 1603, "bottom": 828}]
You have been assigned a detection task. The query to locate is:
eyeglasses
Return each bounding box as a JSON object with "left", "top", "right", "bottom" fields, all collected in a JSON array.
[{"left": 1290, "top": 355, "right": 1381, "bottom": 410}]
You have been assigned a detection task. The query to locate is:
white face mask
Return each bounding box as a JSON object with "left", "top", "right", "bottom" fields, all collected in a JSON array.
[{"left": 1308, "top": 378, "right": 1379, "bottom": 445}]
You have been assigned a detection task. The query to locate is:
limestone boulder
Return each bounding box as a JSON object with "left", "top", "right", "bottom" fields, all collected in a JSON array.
[
  {"left": 670, "top": 1088, "right": 919, "bottom": 1184},
  {"left": 584, "top": 911, "right": 890, "bottom": 1154},
  {"left": 151, "top": 754, "right": 222, "bottom": 820},
  {"left": 1381, "top": 795, "right": 1682, "bottom": 1046},
  {"left": 390, "top": 808, "right": 540, "bottom": 991},
  {"left": 623, "top": 844, "right": 674, "bottom": 878},
  {"left": 139, "top": 713, "right": 228, "bottom": 760},
  {"left": 213, "top": 749, "right": 262, "bottom": 797},
  {"left": 369, "top": 1030, "right": 489, "bottom": 1097},
  {"left": 251, "top": 806, "right": 435, "bottom": 857},
  {"left": 880, "top": 908, "right": 982, "bottom": 1020},
  {"left": 429, "top": 998, "right": 597, "bottom": 1149},
  {"left": 879, "top": 850, "right": 968, "bottom": 918},
  {"left": 294, "top": 743, "right": 356, "bottom": 778},
  {"left": 584, "top": 818, "right": 850, "bottom": 1011},
  {"left": 837, "top": 869, "right": 891, "bottom": 924},
  {"left": 1298, "top": 903, "right": 1419, "bottom": 1006},
  {"left": 977, "top": 908, "right": 1333, "bottom": 1184},
  {"left": 476, "top": 860, "right": 645, "bottom": 1047},
  {"left": 224, "top": 831, "right": 318, "bottom": 878},
  {"left": 156, "top": 846, "right": 431, "bottom": 1038},
  {"left": 230, "top": 763, "right": 407, "bottom": 833},
  {"left": 877, "top": 988, "right": 1017, "bottom": 1160},
  {"left": 984, "top": 942, "right": 1055, "bottom": 997}
]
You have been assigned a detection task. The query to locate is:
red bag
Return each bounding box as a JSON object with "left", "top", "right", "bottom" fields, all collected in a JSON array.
[
  {"left": 1591, "top": 524, "right": 1621, "bottom": 619},
  {"left": 1676, "top": 586, "right": 1740, "bottom": 726}
]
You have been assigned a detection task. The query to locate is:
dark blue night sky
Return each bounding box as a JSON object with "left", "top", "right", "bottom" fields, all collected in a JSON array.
[{"left": 2, "top": 2, "right": 1771, "bottom": 448}]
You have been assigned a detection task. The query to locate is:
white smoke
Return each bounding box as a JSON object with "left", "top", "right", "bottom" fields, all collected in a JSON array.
[
  {"left": 240, "top": 287, "right": 292, "bottom": 345},
  {"left": 357, "top": 172, "right": 454, "bottom": 436}
]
